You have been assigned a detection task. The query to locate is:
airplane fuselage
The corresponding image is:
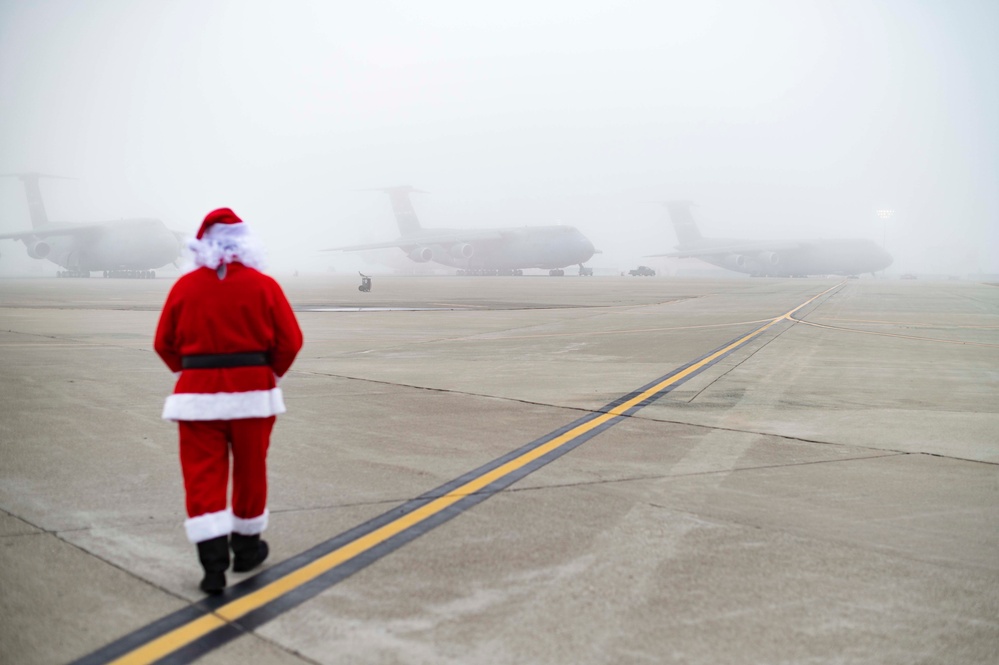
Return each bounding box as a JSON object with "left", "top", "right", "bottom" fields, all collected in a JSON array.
[
  {"left": 652, "top": 201, "right": 894, "bottom": 277},
  {"left": 404, "top": 225, "right": 596, "bottom": 271},
  {"left": 18, "top": 218, "right": 180, "bottom": 271},
  {"left": 678, "top": 237, "right": 893, "bottom": 276},
  {"left": 326, "top": 187, "right": 598, "bottom": 273},
  {"left": 2, "top": 175, "right": 181, "bottom": 274}
]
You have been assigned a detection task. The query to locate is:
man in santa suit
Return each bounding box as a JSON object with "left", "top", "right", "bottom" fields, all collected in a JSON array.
[{"left": 155, "top": 208, "right": 303, "bottom": 594}]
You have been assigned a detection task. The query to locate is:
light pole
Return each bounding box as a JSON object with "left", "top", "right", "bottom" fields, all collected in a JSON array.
[
  {"left": 876, "top": 209, "right": 895, "bottom": 277},
  {"left": 876, "top": 208, "right": 894, "bottom": 248}
]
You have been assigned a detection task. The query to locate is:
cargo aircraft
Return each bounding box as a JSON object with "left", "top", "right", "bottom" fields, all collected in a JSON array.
[
  {"left": 0, "top": 173, "right": 181, "bottom": 277},
  {"left": 648, "top": 201, "right": 893, "bottom": 277},
  {"left": 324, "top": 186, "right": 597, "bottom": 276}
]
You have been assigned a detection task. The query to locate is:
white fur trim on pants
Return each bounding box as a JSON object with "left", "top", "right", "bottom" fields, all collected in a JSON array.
[
  {"left": 162, "top": 388, "right": 286, "bottom": 421},
  {"left": 232, "top": 509, "right": 269, "bottom": 535},
  {"left": 185, "top": 509, "right": 233, "bottom": 543}
]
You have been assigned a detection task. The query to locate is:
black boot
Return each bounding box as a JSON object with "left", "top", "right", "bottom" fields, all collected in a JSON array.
[
  {"left": 196, "top": 535, "right": 230, "bottom": 594},
  {"left": 230, "top": 533, "right": 269, "bottom": 573}
]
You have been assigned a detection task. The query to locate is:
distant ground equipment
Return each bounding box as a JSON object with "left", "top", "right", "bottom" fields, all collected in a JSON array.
[{"left": 629, "top": 266, "right": 656, "bottom": 276}]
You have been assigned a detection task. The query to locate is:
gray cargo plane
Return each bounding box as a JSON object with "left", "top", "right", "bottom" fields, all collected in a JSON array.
[
  {"left": 647, "top": 201, "right": 893, "bottom": 277},
  {"left": 324, "top": 186, "right": 597, "bottom": 275},
  {"left": 0, "top": 173, "right": 180, "bottom": 277}
]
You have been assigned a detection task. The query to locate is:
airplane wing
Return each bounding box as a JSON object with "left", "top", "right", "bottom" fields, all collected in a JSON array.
[
  {"left": 323, "top": 229, "right": 504, "bottom": 252},
  {"left": 646, "top": 240, "right": 806, "bottom": 258},
  {"left": 0, "top": 224, "right": 105, "bottom": 241}
]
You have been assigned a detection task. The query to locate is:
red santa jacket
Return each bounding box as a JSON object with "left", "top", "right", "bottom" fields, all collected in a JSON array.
[{"left": 155, "top": 262, "right": 303, "bottom": 421}]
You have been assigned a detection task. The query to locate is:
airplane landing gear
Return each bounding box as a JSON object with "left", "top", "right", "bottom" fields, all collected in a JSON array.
[
  {"left": 57, "top": 270, "right": 91, "bottom": 278},
  {"left": 549, "top": 269, "right": 565, "bottom": 276},
  {"left": 102, "top": 270, "right": 155, "bottom": 278},
  {"left": 358, "top": 272, "right": 372, "bottom": 292},
  {"left": 456, "top": 268, "right": 523, "bottom": 276}
]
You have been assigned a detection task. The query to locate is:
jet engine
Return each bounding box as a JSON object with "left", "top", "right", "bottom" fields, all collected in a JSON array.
[
  {"left": 723, "top": 254, "right": 746, "bottom": 269},
  {"left": 449, "top": 243, "right": 474, "bottom": 259},
  {"left": 26, "top": 239, "right": 51, "bottom": 259},
  {"left": 407, "top": 246, "right": 433, "bottom": 262},
  {"left": 758, "top": 251, "right": 780, "bottom": 266}
]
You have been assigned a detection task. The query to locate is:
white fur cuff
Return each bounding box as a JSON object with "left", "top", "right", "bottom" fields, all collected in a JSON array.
[
  {"left": 232, "top": 509, "right": 269, "bottom": 535},
  {"left": 162, "top": 388, "right": 286, "bottom": 421},
  {"left": 185, "top": 509, "right": 233, "bottom": 543}
]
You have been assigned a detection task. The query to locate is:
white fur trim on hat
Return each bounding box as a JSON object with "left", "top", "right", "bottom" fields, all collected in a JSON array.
[
  {"left": 185, "top": 509, "right": 233, "bottom": 543},
  {"left": 184, "top": 222, "right": 267, "bottom": 271},
  {"left": 162, "top": 388, "right": 286, "bottom": 421},
  {"left": 232, "top": 509, "right": 269, "bottom": 535}
]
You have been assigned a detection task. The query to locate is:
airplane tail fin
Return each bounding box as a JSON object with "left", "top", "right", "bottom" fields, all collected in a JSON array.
[
  {"left": 0, "top": 173, "right": 73, "bottom": 228},
  {"left": 365, "top": 186, "right": 426, "bottom": 236},
  {"left": 664, "top": 200, "right": 702, "bottom": 246}
]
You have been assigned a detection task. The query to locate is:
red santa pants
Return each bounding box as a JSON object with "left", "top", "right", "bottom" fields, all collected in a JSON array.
[{"left": 179, "top": 417, "right": 275, "bottom": 531}]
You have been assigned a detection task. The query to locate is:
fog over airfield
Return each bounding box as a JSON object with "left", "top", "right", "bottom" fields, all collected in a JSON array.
[{"left": 1, "top": 0, "right": 996, "bottom": 276}]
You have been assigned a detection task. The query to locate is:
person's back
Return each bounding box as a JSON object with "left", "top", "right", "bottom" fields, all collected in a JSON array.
[
  {"left": 157, "top": 261, "right": 300, "bottom": 420},
  {"left": 154, "top": 208, "right": 302, "bottom": 593}
]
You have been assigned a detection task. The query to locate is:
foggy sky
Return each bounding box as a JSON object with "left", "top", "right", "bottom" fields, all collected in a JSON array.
[{"left": 1, "top": 0, "right": 996, "bottom": 275}]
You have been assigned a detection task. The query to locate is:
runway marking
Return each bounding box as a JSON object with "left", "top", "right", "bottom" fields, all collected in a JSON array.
[{"left": 72, "top": 284, "right": 841, "bottom": 665}]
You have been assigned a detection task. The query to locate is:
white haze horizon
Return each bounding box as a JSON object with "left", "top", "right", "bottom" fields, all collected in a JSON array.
[{"left": 1, "top": 0, "right": 996, "bottom": 277}]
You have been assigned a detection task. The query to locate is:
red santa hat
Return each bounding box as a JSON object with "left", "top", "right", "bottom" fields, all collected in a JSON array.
[{"left": 196, "top": 207, "right": 243, "bottom": 239}]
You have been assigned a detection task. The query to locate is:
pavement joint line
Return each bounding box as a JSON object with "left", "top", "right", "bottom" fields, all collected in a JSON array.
[
  {"left": 295, "top": 363, "right": 784, "bottom": 423},
  {"left": 299, "top": 298, "right": 765, "bottom": 356},
  {"left": 444, "top": 317, "right": 779, "bottom": 342},
  {"left": 684, "top": 313, "right": 801, "bottom": 404},
  {"left": 270, "top": 447, "right": 908, "bottom": 515},
  {"left": 312, "top": 317, "right": 778, "bottom": 354},
  {"left": 814, "top": 316, "right": 999, "bottom": 330},
  {"left": 632, "top": 416, "right": 999, "bottom": 465},
  {"left": 0, "top": 510, "right": 201, "bottom": 622},
  {"left": 295, "top": 369, "right": 648, "bottom": 417},
  {"left": 646, "top": 501, "right": 999, "bottom": 577},
  {"left": 268, "top": 496, "right": 432, "bottom": 515},
  {"left": 790, "top": 315, "right": 999, "bottom": 348},
  {"left": 265, "top": 453, "right": 913, "bottom": 515},
  {"left": 71, "top": 284, "right": 843, "bottom": 665},
  {"left": 474, "top": 452, "right": 910, "bottom": 493}
]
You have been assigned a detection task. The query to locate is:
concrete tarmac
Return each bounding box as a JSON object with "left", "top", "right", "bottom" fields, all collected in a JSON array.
[{"left": 0, "top": 275, "right": 997, "bottom": 664}]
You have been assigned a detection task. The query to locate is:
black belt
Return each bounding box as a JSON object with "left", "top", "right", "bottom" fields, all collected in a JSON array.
[{"left": 181, "top": 352, "right": 269, "bottom": 369}]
